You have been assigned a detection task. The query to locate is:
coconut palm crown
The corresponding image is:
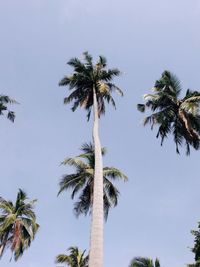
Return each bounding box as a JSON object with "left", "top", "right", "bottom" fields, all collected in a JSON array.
[
  {"left": 55, "top": 246, "right": 89, "bottom": 267},
  {"left": 0, "top": 95, "right": 17, "bottom": 122},
  {"left": 58, "top": 142, "right": 127, "bottom": 220},
  {"left": 0, "top": 189, "right": 39, "bottom": 261},
  {"left": 137, "top": 71, "right": 200, "bottom": 155},
  {"left": 129, "top": 257, "right": 161, "bottom": 267},
  {"left": 59, "top": 51, "right": 123, "bottom": 120}
]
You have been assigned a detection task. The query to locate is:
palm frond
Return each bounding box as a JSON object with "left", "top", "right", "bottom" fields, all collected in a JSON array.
[
  {"left": 59, "top": 52, "right": 123, "bottom": 120},
  {"left": 61, "top": 157, "right": 88, "bottom": 169},
  {"left": 137, "top": 70, "right": 200, "bottom": 154},
  {"left": 58, "top": 142, "right": 126, "bottom": 219},
  {"left": 103, "top": 167, "right": 128, "bottom": 181},
  {"left": 0, "top": 190, "right": 39, "bottom": 261},
  {"left": 58, "top": 174, "right": 88, "bottom": 196},
  {"left": 98, "top": 55, "right": 107, "bottom": 67},
  {"left": 56, "top": 254, "right": 72, "bottom": 264},
  {"left": 129, "top": 257, "right": 154, "bottom": 267},
  {"left": 137, "top": 104, "right": 145, "bottom": 112},
  {"left": 103, "top": 178, "right": 119, "bottom": 220}
]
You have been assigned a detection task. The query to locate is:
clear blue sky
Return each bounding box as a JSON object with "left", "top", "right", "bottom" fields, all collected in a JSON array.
[{"left": 0, "top": 1, "right": 200, "bottom": 267}]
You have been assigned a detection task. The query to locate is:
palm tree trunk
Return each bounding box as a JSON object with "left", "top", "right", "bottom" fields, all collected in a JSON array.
[
  {"left": 179, "top": 109, "right": 200, "bottom": 140},
  {"left": 0, "top": 245, "right": 5, "bottom": 258},
  {"left": 89, "top": 87, "right": 104, "bottom": 267}
]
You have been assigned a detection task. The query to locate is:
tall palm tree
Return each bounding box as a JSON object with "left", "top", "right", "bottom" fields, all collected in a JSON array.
[
  {"left": 0, "top": 95, "right": 17, "bottom": 122},
  {"left": 129, "top": 257, "right": 161, "bottom": 267},
  {"left": 55, "top": 246, "right": 89, "bottom": 267},
  {"left": 137, "top": 71, "right": 200, "bottom": 155},
  {"left": 0, "top": 189, "right": 39, "bottom": 261},
  {"left": 59, "top": 52, "right": 123, "bottom": 267},
  {"left": 58, "top": 143, "right": 127, "bottom": 220}
]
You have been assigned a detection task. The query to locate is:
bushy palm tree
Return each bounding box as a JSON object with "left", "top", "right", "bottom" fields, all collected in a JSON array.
[
  {"left": 0, "top": 189, "right": 39, "bottom": 261},
  {"left": 58, "top": 143, "right": 127, "bottom": 220},
  {"left": 129, "top": 257, "right": 160, "bottom": 267},
  {"left": 59, "top": 52, "right": 123, "bottom": 267},
  {"left": 137, "top": 71, "right": 200, "bottom": 155},
  {"left": 56, "top": 246, "right": 89, "bottom": 267},
  {"left": 0, "top": 95, "right": 17, "bottom": 122}
]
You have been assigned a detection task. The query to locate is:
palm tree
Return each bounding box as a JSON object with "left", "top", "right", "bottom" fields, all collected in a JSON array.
[
  {"left": 59, "top": 52, "right": 123, "bottom": 267},
  {"left": 56, "top": 246, "right": 89, "bottom": 267},
  {"left": 58, "top": 142, "right": 127, "bottom": 220},
  {"left": 137, "top": 70, "right": 200, "bottom": 155},
  {"left": 0, "top": 189, "right": 39, "bottom": 261},
  {"left": 0, "top": 95, "right": 17, "bottom": 122},
  {"left": 129, "top": 257, "right": 161, "bottom": 267}
]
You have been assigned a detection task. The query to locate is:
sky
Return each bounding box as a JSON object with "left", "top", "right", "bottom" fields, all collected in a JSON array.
[{"left": 0, "top": 0, "right": 200, "bottom": 266}]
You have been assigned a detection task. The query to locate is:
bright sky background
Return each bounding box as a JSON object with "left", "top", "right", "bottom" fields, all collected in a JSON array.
[{"left": 1, "top": 1, "right": 200, "bottom": 267}]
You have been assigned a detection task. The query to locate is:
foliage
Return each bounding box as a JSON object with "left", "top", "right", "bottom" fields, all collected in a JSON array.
[
  {"left": 129, "top": 257, "right": 160, "bottom": 267},
  {"left": 59, "top": 51, "right": 123, "bottom": 120},
  {"left": 137, "top": 71, "right": 200, "bottom": 155},
  {"left": 0, "top": 95, "right": 17, "bottom": 122},
  {"left": 58, "top": 142, "right": 127, "bottom": 220},
  {"left": 190, "top": 222, "right": 200, "bottom": 267},
  {"left": 0, "top": 189, "right": 39, "bottom": 261},
  {"left": 55, "top": 246, "right": 89, "bottom": 267}
]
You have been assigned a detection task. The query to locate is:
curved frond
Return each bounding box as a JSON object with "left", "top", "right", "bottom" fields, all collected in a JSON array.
[
  {"left": 61, "top": 157, "right": 88, "bottom": 169},
  {"left": 103, "top": 167, "right": 128, "bottom": 181},
  {"left": 0, "top": 189, "right": 39, "bottom": 261},
  {"left": 59, "top": 52, "right": 123, "bottom": 120},
  {"left": 58, "top": 142, "right": 126, "bottom": 219},
  {"left": 137, "top": 70, "right": 200, "bottom": 154},
  {"left": 103, "top": 178, "right": 119, "bottom": 220},
  {"left": 58, "top": 174, "right": 88, "bottom": 196},
  {"left": 56, "top": 246, "right": 88, "bottom": 267},
  {"left": 56, "top": 254, "right": 72, "bottom": 264},
  {"left": 129, "top": 257, "right": 154, "bottom": 267}
]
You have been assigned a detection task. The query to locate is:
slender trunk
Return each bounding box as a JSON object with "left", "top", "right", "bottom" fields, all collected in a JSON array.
[
  {"left": 179, "top": 109, "right": 200, "bottom": 140},
  {"left": 0, "top": 245, "right": 5, "bottom": 257},
  {"left": 89, "top": 87, "right": 104, "bottom": 267},
  {"left": 0, "top": 232, "right": 9, "bottom": 258}
]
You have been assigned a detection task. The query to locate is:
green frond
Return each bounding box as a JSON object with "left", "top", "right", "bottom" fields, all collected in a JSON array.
[
  {"left": 83, "top": 51, "right": 93, "bottom": 67},
  {"left": 98, "top": 55, "right": 107, "bottom": 67},
  {"left": 59, "top": 52, "right": 123, "bottom": 120},
  {"left": 107, "top": 83, "right": 123, "bottom": 96},
  {"left": 0, "top": 95, "right": 17, "bottom": 122},
  {"left": 56, "top": 254, "right": 71, "bottom": 264},
  {"left": 103, "top": 167, "right": 128, "bottom": 181},
  {"left": 137, "top": 104, "right": 145, "bottom": 112},
  {"left": 7, "top": 111, "right": 15, "bottom": 122},
  {"left": 137, "top": 70, "right": 200, "bottom": 154},
  {"left": 103, "top": 178, "right": 119, "bottom": 220},
  {"left": 79, "top": 142, "right": 106, "bottom": 157},
  {"left": 103, "top": 93, "right": 116, "bottom": 110},
  {"left": 0, "top": 189, "right": 39, "bottom": 261},
  {"left": 56, "top": 246, "right": 88, "bottom": 267},
  {"left": 61, "top": 157, "right": 88, "bottom": 169},
  {"left": 143, "top": 93, "right": 159, "bottom": 100},
  {"left": 0, "top": 198, "right": 14, "bottom": 214},
  {"left": 0, "top": 95, "right": 18, "bottom": 105},
  {"left": 74, "top": 184, "right": 92, "bottom": 217},
  {"left": 155, "top": 258, "right": 160, "bottom": 267},
  {"left": 129, "top": 257, "right": 154, "bottom": 267},
  {"left": 58, "top": 142, "right": 126, "bottom": 219},
  {"left": 58, "top": 174, "right": 88, "bottom": 196},
  {"left": 155, "top": 70, "right": 182, "bottom": 97}
]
